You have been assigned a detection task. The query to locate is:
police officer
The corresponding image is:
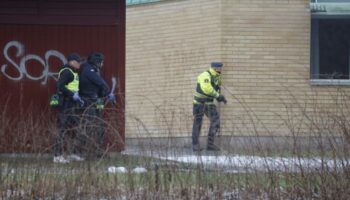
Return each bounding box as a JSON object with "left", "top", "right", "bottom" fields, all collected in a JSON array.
[
  {"left": 79, "top": 52, "right": 115, "bottom": 157},
  {"left": 53, "top": 53, "right": 84, "bottom": 163},
  {"left": 192, "top": 62, "right": 227, "bottom": 151}
]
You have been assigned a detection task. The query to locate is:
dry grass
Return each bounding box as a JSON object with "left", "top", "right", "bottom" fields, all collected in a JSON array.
[{"left": 1, "top": 87, "right": 350, "bottom": 199}]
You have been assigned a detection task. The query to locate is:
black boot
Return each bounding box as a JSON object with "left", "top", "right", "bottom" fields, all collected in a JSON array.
[
  {"left": 206, "top": 143, "right": 220, "bottom": 151},
  {"left": 192, "top": 144, "right": 203, "bottom": 151}
]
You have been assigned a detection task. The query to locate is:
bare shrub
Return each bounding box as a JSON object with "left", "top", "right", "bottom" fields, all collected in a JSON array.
[{"left": 2, "top": 85, "right": 350, "bottom": 199}]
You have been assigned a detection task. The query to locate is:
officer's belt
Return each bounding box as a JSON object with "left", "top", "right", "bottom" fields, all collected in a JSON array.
[{"left": 194, "top": 96, "right": 214, "bottom": 103}]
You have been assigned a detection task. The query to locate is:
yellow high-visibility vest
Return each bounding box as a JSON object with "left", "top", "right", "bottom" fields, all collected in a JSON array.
[
  {"left": 58, "top": 68, "right": 79, "bottom": 92},
  {"left": 193, "top": 68, "right": 221, "bottom": 104}
]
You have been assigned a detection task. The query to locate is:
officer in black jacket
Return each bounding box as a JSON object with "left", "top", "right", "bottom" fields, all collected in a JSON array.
[
  {"left": 79, "top": 52, "right": 115, "bottom": 157},
  {"left": 53, "top": 53, "right": 84, "bottom": 163}
]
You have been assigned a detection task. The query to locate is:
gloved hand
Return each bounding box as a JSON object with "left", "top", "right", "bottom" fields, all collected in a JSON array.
[
  {"left": 72, "top": 92, "right": 82, "bottom": 101},
  {"left": 107, "top": 93, "right": 116, "bottom": 104},
  {"left": 78, "top": 99, "right": 85, "bottom": 107},
  {"left": 216, "top": 94, "right": 227, "bottom": 104},
  {"left": 72, "top": 92, "right": 85, "bottom": 107}
]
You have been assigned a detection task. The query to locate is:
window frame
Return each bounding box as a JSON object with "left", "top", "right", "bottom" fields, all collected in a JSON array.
[
  {"left": 126, "top": 0, "right": 164, "bottom": 6},
  {"left": 311, "top": 0, "right": 350, "bottom": 3},
  {"left": 310, "top": 14, "right": 350, "bottom": 86}
]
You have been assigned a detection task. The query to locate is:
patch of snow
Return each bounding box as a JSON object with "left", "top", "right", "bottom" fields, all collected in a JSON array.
[
  {"left": 108, "top": 166, "right": 127, "bottom": 173},
  {"left": 122, "top": 149, "right": 350, "bottom": 173},
  {"left": 132, "top": 167, "right": 147, "bottom": 173},
  {"left": 161, "top": 155, "right": 346, "bottom": 172}
]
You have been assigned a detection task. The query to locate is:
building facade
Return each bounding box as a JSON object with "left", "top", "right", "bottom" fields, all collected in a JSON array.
[
  {"left": 126, "top": 0, "right": 350, "bottom": 145},
  {"left": 0, "top": 0, "right": 125, "bottom": 152}
]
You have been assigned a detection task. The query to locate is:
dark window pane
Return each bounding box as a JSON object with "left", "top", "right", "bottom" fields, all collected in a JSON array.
[{"left": 319, "top": 19, "right": 350, "bottom": 79}]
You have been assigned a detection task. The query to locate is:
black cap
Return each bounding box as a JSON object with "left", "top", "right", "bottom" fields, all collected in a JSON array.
[
  {"left": 67, "top": 53, "right": 81, "bottom": 63},
  {"left": 88, "top": 52, "right": 104, "bottom": 66},
  {"left": 211, "top": 62, "right": 223, "bottom": 68}
]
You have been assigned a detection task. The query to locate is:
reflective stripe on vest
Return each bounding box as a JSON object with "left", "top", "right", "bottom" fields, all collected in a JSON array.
[{"left": 58, "top": 68, "right": 79, "bottom": 92}]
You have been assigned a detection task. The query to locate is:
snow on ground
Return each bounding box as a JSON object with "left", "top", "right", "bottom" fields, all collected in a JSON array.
[
  {"left": 162, "top": 155, "right": 345, "bottom": 172},
  {"left": 107, "top": 166, "right": 148, "bottom": 174},
  {"left": 122, "top": 148, "right": 349, "bottom": 173}
]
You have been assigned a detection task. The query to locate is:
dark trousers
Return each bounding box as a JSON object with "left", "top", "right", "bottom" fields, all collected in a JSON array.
[
  {"left": 192, "top": 103, "right": 220, "bottom": 146},
  {"left": 54, "top": 98, "right": 81, "bottom": 156},
  {"left": 80, "top": 98, "right": 105, "bottom": 157}
]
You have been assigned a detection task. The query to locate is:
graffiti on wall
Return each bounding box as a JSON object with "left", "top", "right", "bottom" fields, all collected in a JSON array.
[
  {"left": 1, "top": 40, "right": 117, "bottom": 92},
  {"left": 1, "top": 40, "right": 65, "bottom": 85}
]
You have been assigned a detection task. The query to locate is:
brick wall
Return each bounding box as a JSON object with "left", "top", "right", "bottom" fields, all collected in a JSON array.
[
  {"left": 220, "top": 0, "right": 312, "bottom": 136},
  {"left": 126, "top": 0, "right": 222, "bottom": 138},
  {"left": 126, "top": 0, "right": 350, "bottom": 139}
]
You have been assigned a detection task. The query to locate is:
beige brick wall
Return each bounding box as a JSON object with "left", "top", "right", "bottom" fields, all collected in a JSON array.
[
  {"left": 126, "top": 0, "right": 223, "bottom": 138},
  {"left": 126, "top": 0, "right": 350, "bottom": 139},
  {"left": 220, "top": 0, "right": 312, "bottom": 136}
]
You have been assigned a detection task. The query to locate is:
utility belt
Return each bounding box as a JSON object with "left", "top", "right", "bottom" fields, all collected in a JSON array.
[
  {"left": 193, "top": 96, "right": 215, "bottom": 105},
  {"left": 49, "top": 94, "right": 80, "bottom": 108},
  {"left": 62, "top": 96, "right": 81, "bottom": 108},
  {"left": 81, "top": 96, "right": 105, "bottom": 110},
  {"left": 79, "top": 92, "right": 98, "bottom": 99},
  {"left": 62, "top": 96, "right": 75, "bottom": 101}
]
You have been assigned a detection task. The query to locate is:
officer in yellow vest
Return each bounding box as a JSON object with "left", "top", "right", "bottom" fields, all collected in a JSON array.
[
  {"left": 192, "top": 62, "right": 227, "bottom": 151},
  {"left": 53, "top": 53, "right": 84, "bottom": 163}
]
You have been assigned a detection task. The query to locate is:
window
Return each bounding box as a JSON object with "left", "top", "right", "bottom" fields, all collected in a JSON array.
[
  {"left": 311, "top": 19, "right": 350, "bottom": 80},
  {"left": 311, "top": 0, "right": 350, "bottom": 2},
  {"left": 310, "top": 1, "right": 350, "bottom": 85},
  {"left": 126, "top": 0, "right": 163, "bottom": 6}
]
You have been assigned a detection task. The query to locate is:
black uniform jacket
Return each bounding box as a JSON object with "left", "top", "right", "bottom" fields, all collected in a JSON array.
[{"left": 79, "top": 62, "right": 110, "bottom": 99}]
